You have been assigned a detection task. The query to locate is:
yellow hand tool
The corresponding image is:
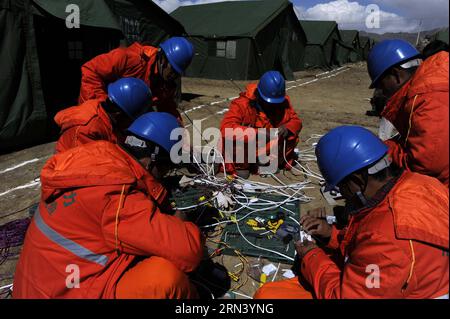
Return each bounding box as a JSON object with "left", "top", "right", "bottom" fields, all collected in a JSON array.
[{"left": 259, "top": 273, "right": 267, "bottom": 287}]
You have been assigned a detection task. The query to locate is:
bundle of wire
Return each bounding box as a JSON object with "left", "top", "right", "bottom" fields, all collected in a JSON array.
[
  {"left": 172, "top": 135, "right": 324, "bottom": 264},
  {"left": 207, "top": 238, "right": 249, "bottom": 292},
  {"left": 0, "top": 218, "right": 31, "bottom": 265},
  {"left": 0, "top": 283, "right": 13, "bottom": 299}
]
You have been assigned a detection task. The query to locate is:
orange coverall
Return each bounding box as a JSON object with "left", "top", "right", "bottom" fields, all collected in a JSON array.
[
  {"left": 219, "top": 84, "right": 302, "bottom": 175},
  {"left": 54, "top": 99, "right": 119, "bottom": 153},
  {"left": 78, "top": 42, "right": 182, "bottom": 122},
  {"left": 255, "top": 172, "right": 449, "bottom": 299},
  {"left": 382, "top": 51, "right": 449, "bottom": 185},
  {"left": 13, "top": 141, "right": 204, "bottom": 298}
]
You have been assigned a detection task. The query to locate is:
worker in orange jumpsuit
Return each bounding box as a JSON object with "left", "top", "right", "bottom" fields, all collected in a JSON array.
[
  {"left": 255, "top": 126, "right": 449, "bottom": 299},
  {"left": 219, "top": 71, "right": 302, "bottom": 177},
  {"left": 78, "top": 37, "right": 194, "bottom": 122},
  {"left": 54, "top": 77, "right": 152, "bottom": 153},
  {"left": 367, "top": 39, "right": 449, "bottom": 185},
  {"left": 13, "top": 112, "right": 204, "bottom": 299}
]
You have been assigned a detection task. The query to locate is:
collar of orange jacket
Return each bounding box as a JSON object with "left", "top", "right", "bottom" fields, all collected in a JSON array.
[
  {"left": 127, "top": 42, "right": 159, "bottom": 85},
  {"left": 54, "top": 100, "right": 110, "bottom": 131},
  {"left": 40, "top": 141, "right": 154, "bottom": 202},
  {"left": 242, "top": 83, "right": 258, "bottom": 100},
  {"left": 127, "top": 42, "right": 158, "bottom": 62},
  {"left": 382, "top": 51, "right": 449, "bottom": 120},
  {"left": 347, "top": 171, "right": 449, "bottom": 250}
]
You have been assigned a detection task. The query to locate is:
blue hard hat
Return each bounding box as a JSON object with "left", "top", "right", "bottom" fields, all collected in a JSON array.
[
  {"left": 159, "top": 37, "right": 194, "bottom": 75},
  {"left": 315, "top": 126, "right": 388, "bottom": 191},
  {"left": 127, "top": 112, "right": 182, "bottom": 154},
  {"left": 107, "top": 77, "right": 152, "bottom": 119},
  {"left": 257, "top": 71, "right": 286, "bottom": 104},
  {"left": 367, "top": 39, "right": 420, "bottom": 88}
]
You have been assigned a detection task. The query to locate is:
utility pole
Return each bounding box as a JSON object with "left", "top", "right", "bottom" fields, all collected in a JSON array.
[{"left": 416, "top": 19, "right": 423, "bottom": 46}]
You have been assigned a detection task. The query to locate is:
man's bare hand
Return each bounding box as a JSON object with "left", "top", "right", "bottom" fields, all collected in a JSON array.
[
  {"left": 300, "top": 215, "right": 332, "bottom": 238},
  {"left": 305, "top": 207, "right": 327, "bottom": 218},
  {"left": 277, "top": 126, "right": 290, "bottom": 139},
  {"left": 295, "top": 239, "right": 318, "bottom": 259}
]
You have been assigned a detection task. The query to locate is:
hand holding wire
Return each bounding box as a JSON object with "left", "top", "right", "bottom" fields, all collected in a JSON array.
[
  {"left": 294, "top": 239, "right": 318, "bottom": 259},
  {"left": 277, "top": 126, "right": 290, "bottom": 139},
  {"left": 304, "top": 207, "right": 327, "bottom": 218},
  {"left": 299, "top": 215, "right": 332, "bottom": 238}
]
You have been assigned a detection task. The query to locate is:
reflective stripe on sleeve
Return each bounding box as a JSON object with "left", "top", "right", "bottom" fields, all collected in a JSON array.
[{"left": 34, "top": 207, "right": 108, "bottom": 267}]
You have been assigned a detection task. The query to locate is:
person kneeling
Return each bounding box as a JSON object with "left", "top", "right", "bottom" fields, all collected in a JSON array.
[
  {"left": 13, "top": 112, "right": 204, "bottom": 299},
  {"left": 219, "top": 71, "right": 302, "bottom": 178},
  {"left": 255, "top": 126, "right": 448, "bottom": 299}
]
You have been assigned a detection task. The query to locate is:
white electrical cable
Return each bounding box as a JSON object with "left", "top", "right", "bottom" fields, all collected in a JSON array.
[
  {"left": 0, "top": 283, "right": 13, "bottom": 291},
  {"left": 191, "top": 150, "right": 208, "bottom": 176},
  {"left": 175, "top": 194, "right": 219, "bottom": 211},
  {"left": 232, "top": 196, "right": 296, "bottom": 215},
  {"left": 188, "top": 136, "right": 323, "bottom": 235},
  {"left": 272, "top": 262, "right": 281, "bottom": 282},
  {"left": 200, "top": 184, "right": 310, "bottom": 229},
  {"left": 216, "top": 187, "right": 307, "bottom": 227},
  {"left": 269, "top": 173, "right": 293, "bottom": 195},
  {"left": 282, "top": 139, "right": 305, "bottom": 175},
  {"left": 180, "top": 137, "right": 328, "bottom": 271},
  {"left": 231, "top": 291, "right": 253, "bottom": 299},
  {"left": 305, "top": 134, "right": 323, "bottom": 144},
  {"left": 289, "top": 216, "right": 300, "bottom": 225},
  {"left": 294, "top": 160, "right": 324, "bottom": 181},
  {"left": 198, "top": 145, "right": 228, "bottom": 178}
]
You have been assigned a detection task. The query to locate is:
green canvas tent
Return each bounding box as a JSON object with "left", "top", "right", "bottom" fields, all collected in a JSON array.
[
  {"left": 171, "top": 0, "right": 307, "bottom": 81},
  {"left": 0, "top": 0, "right": 184, "bottom": 152},
  {"left": 334, "top": 37, "right": 357, "bottom": 66},
  {"left": 299, "top": 20, "right": 345, "bottom": 69},
  {"left": 432, "top": 28, "right": 449, "bottom": 44},
  {"left": 359, "top": 36, "right": 371, "bottom": 60},
  {"left": 340, "top": 30, "right": 362, "bottom": 62}
]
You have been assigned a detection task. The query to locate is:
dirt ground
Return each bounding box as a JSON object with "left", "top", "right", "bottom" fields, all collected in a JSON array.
[{"left": 0, "top": 62, "right": 379, "bottom": 298}]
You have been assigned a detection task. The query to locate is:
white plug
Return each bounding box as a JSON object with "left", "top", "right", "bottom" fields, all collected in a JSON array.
[{"left": 242, "top": 183, "right": 256, "bottom": 192}]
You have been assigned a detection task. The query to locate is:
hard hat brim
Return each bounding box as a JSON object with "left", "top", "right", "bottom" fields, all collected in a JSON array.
[
  {"left": 107, "top": 85, "right": 135, "bottom": 119},
  {"left": 258, "top": 88, "right": 286, "bottom": 104},
  {"left": 160, "top": 43, "right": 184, "bottom": 75},
  {"left": 368, "top": 54, "right": 421, "bottom": 89}
]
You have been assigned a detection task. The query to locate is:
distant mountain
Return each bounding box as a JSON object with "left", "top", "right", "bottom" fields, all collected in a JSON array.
[{"left": 358, "top": 28, "right": 448, "bottom": 46}]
